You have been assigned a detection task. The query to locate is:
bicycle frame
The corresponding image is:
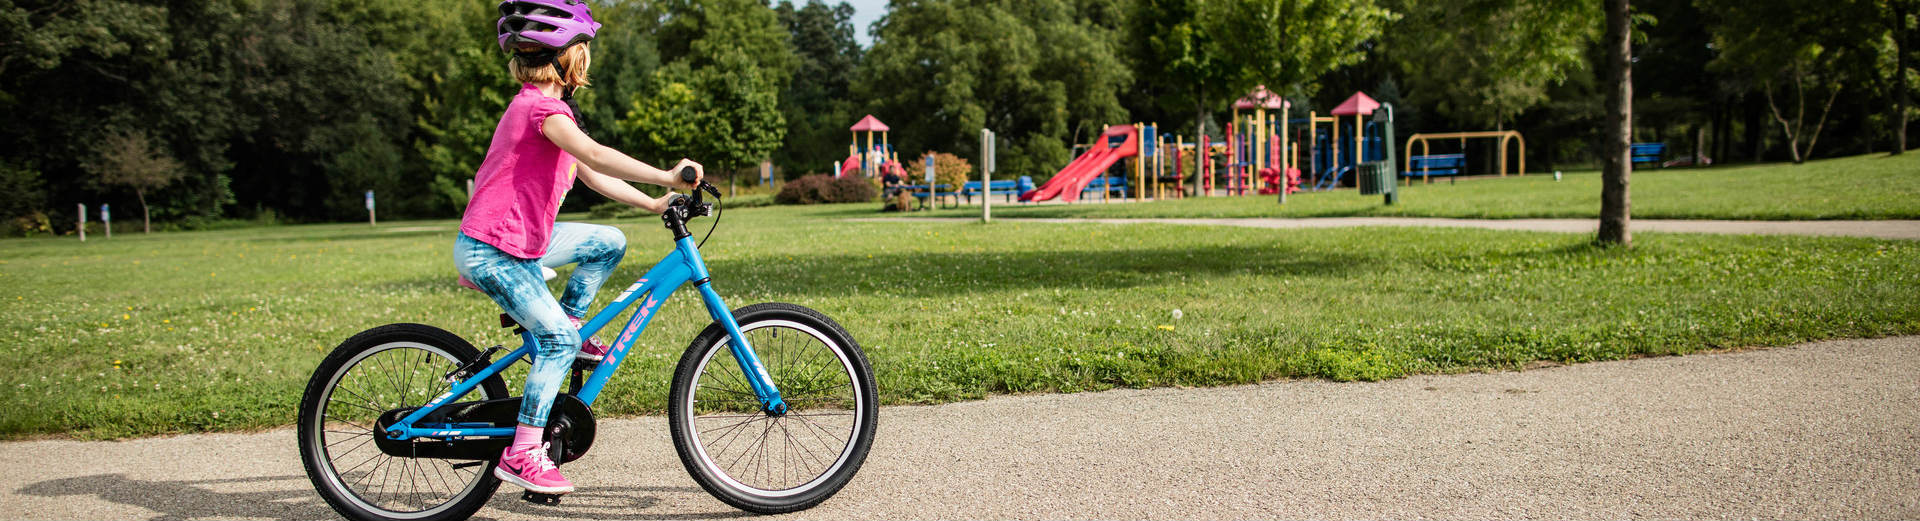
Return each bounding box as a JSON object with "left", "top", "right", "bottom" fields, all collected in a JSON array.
[{"left": 383, "top": 235, "right": 785, "bottom": 441}]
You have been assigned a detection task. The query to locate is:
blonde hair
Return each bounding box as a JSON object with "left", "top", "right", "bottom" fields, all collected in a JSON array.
[{"left": 510, "top": 43, "right": 591, "bottom": 88}]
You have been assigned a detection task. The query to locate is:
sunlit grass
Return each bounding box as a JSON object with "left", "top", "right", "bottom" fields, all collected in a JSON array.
[
  {"left": 1, "top": 199, "right": 1916, "bottom": 439},
  {"left": 888, "top": 152, "right": 1920, "bottom": 220}
]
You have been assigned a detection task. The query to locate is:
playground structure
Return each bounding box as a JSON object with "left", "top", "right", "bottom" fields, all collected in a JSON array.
[
  {"left": 1021, "top": 124, "right": 1140, "bottom": 203},
  {"left": 1016, "top": 121, "right": 1196, "bottom": 203},
  {"left": 839, "top": 115, "right": 908, "bottom": 180},
  {"left": 1204, "top": 88, "right": 1395, "bottom": 196},
  {"left": 1300, "top": 91, "right": 1388, "bottom": 191},
  {"left": 1216, "top": 85, "right": 1300, "bottom": 196}
]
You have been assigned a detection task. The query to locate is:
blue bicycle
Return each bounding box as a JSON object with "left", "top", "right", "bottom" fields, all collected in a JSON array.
[{"left": 297, "top": 169, "right": 877, "bottom": 520}]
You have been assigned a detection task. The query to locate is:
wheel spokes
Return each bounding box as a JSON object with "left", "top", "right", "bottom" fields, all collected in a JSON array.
[
  {"left": 319, "top": 344, "right": 486, "bottom": 515},
  {"left": 690, "top": 325, "right": 860, "bottom": 492}
]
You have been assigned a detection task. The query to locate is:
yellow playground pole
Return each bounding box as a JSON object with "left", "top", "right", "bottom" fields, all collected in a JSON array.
[
  {"left": 1331, "top": 114, "right": 1342, "bottom": 172},
  {"left": 1281, "top": 108, "right": 1290, "bottom": 176},
  {"left": 1308, "top": 111, "right": 1319, "bottom": 185},
  {"left": 1354, "top": 112, "right": 1366, "bottom": 166},
  {"left": 1134, "top": 123, "right": 1144, "bottom": 201}
]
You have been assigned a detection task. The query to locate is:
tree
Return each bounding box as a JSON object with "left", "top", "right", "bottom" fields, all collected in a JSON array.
[
  {"left": 858, "top": 0, "right": 1131, "bottom": 180},
  {"left": 85, "top": 130, "right": 184, "bottom": 233},
  {"left": 1383, "top": 0, "right": 1599, "bottom": 127},
  {"left": 775, "top": 0, "right": 862, "bottom": 176},
  {"left": 1703, "top": 0, "right": 1880, "bottom": 164},
  {"left": 1128, "top": 0, "right": 1230, "bottom": 138},
  {"left": 625, "top": 46, "right": 787, "bottom": 195},
  {"left": 1598, "top": 0, "right": 1632, "bottom": 246},
  {"left": 1891, "top": 0, "right": 1915, "bottom": 154},
  {"left": 1201, "top": 0, "right": 1395, "bottom": 95}
]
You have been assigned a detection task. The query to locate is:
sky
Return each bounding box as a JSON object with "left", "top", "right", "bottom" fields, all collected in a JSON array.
[{"left": 841, "top": 0, "right": 888, "bottom": 47}]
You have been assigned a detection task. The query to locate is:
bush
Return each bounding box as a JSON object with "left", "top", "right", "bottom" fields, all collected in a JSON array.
[
  {"left": 824, "top": 176, "right": 877, "bottom": 203},
  {"left": 930, "top": 152, "right": 972, "bottom": 191},
  {"left": 775, "top": 174, "right": 878, "bottom": 205},
  {"left": 776, "top": 175, "right": 831, "bottom": 205}
]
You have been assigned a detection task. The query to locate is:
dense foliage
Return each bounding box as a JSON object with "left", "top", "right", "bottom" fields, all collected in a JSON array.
[{"left": 0, "top": 0, "right": 1911, "bottom": 230}]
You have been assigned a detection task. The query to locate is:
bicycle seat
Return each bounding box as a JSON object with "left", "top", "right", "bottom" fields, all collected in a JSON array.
[{"left": 456, "top": 266, "right": 558, "bottom": 293}]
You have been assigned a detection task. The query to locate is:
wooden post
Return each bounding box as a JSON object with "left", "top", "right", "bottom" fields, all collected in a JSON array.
[
  {"left": 981, "top": 128, "right": 994, "bottom": 223},
  {"left": 76, "top": 203, "right": 85, "bottom": 242}
]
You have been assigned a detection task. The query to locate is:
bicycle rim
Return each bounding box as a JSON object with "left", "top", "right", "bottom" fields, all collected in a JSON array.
[
  {"left": 310, "top": 341, "right": 492, "bottom": 519},
  {"left": 681, "top": 320, "right": 867, "bottom": 498}
]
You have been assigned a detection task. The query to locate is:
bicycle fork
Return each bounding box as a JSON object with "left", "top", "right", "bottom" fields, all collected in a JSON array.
[{"left": 678, "top": 236, "right": 787, "bottom": 415}]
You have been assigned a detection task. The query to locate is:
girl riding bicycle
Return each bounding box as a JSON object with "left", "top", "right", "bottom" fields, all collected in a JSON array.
[{"left": 458, "top": 0, "right": 702, "bottom": 495}]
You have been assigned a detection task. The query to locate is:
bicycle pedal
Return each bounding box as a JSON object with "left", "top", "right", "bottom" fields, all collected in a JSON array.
[{"left": 522, "top": 491, "right": 563, "bottom": 505}]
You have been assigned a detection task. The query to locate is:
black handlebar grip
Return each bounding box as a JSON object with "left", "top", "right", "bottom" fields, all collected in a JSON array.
[{"left": 679, "top": 166, "right": 699, "bottom": 184}]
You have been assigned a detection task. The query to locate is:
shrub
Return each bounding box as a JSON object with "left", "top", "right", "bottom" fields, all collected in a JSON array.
[
  {"left": 824, "top": 176, "right": 877, "bottom": 203},
  {"left": 776, "top": 174, "right": 832, "bottom": 205},
  {"left": 930, "top": 152, "right": 973, "bottom": 191}
]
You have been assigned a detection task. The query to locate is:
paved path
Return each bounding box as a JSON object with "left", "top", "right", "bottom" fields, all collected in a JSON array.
[
  {"left": 857, "top": 217, "right": 1920, "bottom": 240},
  {"left": 3, "top": 336, "right": 1916, "bottom": 520}
]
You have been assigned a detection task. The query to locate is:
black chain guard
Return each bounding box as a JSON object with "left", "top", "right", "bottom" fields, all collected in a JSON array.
[{"left": 373, "top": 394, "right": 595, "bottom": 463}]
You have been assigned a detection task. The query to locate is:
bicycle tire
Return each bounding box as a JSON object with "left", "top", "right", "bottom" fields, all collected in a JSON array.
[
  {"left": 298, "top": 323, "right": 508, "bottom": 521},
  {"left": 668, "top": 303, "right": 877, "bottom": 514}
]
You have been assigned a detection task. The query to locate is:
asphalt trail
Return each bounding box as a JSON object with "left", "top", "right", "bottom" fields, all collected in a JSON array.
[{"left": 3, "top": 336, "right": 1915, "bottom": 520}]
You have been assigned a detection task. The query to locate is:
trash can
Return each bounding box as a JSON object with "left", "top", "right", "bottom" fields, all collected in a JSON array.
[{"left": 1358, "top": 161, "right": 1393, "bottom": 195}]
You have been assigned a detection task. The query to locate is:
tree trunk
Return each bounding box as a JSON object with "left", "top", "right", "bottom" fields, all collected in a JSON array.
[
  {"left": 1748, "top": 94, "right": 1766, "bottom": 162},
  {"left": 1598, "top": 0, "right": 1633, "bottom": 247},
  {"left": 1895, "top": 0, "right": 1911, "bottom": 155},
  {"left": 137, "top": 189, "right": 151, "bottom": 234},
  {"left": 1762, "top": 73, "right": 1841, "bottom": 165},
  {"left": 1195, "top": 100, "right": 1208, "bottom": 197},
  {"left": 1694, "top": 124, "right": 1706, "bottom": 165}
]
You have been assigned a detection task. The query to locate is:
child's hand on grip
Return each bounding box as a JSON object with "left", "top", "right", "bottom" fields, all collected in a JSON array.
[{"left": 672, "top": 159, "right": 704, "bottom": 191}]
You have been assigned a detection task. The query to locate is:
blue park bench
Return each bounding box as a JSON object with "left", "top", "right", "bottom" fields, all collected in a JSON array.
[
  {"left": 1402, "top": 153, "right": 1466, "bottom": 182},
  {"left": 1081, "top": 176, "right": 1130, "bottom": 199},
  {"left": 1631, "top": 142, "right": 1665, "bottom": 168},
  {"left": 901, "top": 183, "right": 960, "bottom": 209},
  {"left": 961, "top": 176, "right": 1037, "bottom": 204}
]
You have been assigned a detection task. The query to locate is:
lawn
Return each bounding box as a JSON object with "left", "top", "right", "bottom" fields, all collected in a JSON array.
[
  {"left": 1, "top": 200, "right": 1917, "bottom": 439},
  {"left": 894, "top": 152, "right": 1920, "bottom": 220}
]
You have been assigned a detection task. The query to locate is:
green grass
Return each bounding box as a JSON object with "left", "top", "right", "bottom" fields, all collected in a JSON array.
[
  {"left": 1, "top": 203, "right": 1917, "bottom": 439},
  {"left": 889, "top": 152, "right": 1920, "bottom": 220}
]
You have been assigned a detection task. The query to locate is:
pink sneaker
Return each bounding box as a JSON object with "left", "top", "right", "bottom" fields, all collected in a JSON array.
[
  {"left": 572, "top": 316, "right": 610, "bottom": 363},
  {"left": 494, "top": 443, "right": 574, "bottom": 494}
]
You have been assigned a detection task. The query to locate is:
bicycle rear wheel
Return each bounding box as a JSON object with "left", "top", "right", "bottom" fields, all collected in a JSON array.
[
  {"left": 668, "top": 303, "right": 877, "bottom": 514},
  {"left": 297, "top": 323, "right": 507, "bottom": 521}
]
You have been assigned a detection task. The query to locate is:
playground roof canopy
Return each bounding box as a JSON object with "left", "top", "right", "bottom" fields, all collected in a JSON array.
[
  {"left": 849, "top": 115, "right": 890, "bottom": 132},
  {"left": 1330, "top": 92, "right": 1380, "bottom": 116},
  {"left": 1233, "top": 85, "right": 1289, "bottom": 110}
]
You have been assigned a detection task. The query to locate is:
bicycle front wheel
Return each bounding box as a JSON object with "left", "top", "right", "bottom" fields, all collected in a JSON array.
[{"left": 668, "top": 303, "right": 877, "bottom": 514}]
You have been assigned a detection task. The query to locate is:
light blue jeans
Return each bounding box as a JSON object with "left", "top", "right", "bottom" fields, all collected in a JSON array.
[{"left": 454, "top": 223, "right": 627, "bottom": 427}]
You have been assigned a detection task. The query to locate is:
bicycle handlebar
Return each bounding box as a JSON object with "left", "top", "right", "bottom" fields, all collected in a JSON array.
[
  {"left": 665, "top": 166, "right": 720, "bottom": 240},
  {"left": 680, "top": 166, "right": 721, "bottom": 202}
]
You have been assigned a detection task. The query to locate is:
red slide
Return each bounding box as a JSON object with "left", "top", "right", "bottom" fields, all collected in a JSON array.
[
  {"left": 1021, "top": 125, "right": 1140, "bottom": 202},
  {"left": 837, "top": 155, "right": 862, "bottom": 178}
]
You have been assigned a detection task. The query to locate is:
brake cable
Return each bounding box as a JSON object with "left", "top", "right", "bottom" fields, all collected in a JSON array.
[{"left": 697, "top": 196, "right": 721, "bottom": 250}]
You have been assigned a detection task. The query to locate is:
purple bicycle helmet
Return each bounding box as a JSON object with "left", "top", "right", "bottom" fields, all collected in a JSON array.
[{"left": 497, "top": 0, "right": 601, "bottom": 54}]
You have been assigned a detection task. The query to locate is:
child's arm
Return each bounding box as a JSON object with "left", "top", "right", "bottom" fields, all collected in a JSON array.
[
  {"left": 542, "top": 114, "right": 703, "bottom": 190},
  {"left": 577, "top": 165, "right": 676, "bottom": 214}
]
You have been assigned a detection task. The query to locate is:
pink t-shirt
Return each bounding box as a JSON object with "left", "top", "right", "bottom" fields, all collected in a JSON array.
[{"left": 460, "top": 84, "right": 580, "bottom": 259}]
